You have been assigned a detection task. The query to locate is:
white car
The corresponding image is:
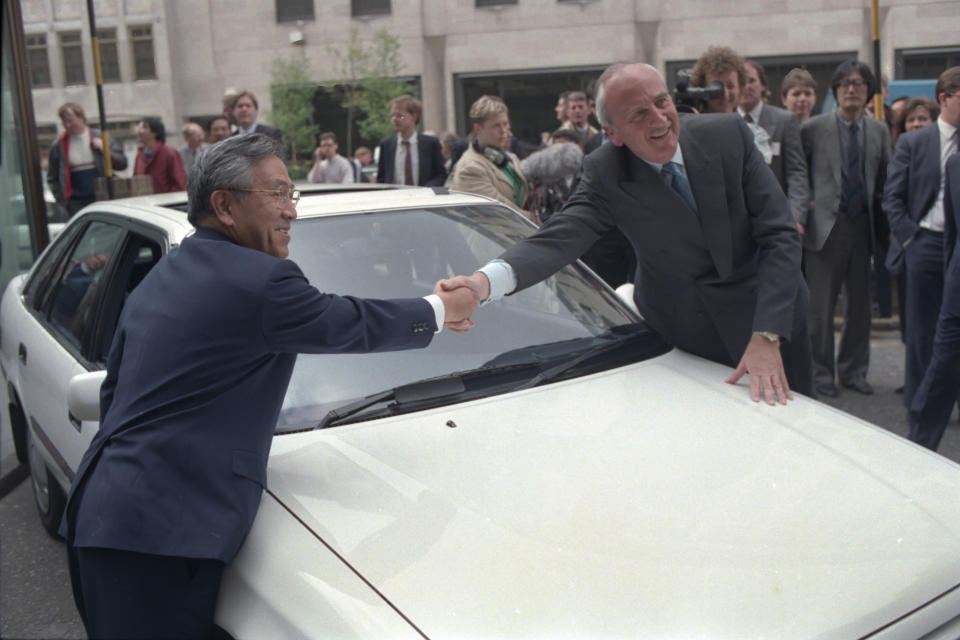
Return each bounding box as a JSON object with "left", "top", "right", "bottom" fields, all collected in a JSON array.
[{"left": 3, "top": 186, "right": 960, "bottom": 639}]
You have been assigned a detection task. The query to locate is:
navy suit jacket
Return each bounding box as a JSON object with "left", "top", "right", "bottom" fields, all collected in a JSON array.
[
  {"left": 500, "top": 113, "right": 806, "bottom": 369},
  {"left": 60, "top": 228, "right": 436, "bottom": 562},
  {"left": 943, "top": 152, "right": 960, "bottom": 337},
  {"left": 377, "top": 133, "right": 447, "bottom": 186},
  {"left": 882, "top": 123, "right": 943, "bottom": 260}
]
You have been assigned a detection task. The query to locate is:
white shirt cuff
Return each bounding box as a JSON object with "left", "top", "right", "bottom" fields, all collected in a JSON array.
[
  {"left": 423, "top": 294, "right": 445, "bottom": 333},
  {"left": 478, "top": 260, "right": 517, "bottom": 304}
]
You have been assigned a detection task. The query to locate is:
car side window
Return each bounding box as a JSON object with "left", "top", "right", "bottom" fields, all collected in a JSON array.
[
  {"left": 47, "top": 221, "right": 125, "bottom": 350},
  {"left": 95, "top": 233, "right": 163, "bottom": 364},
  {"left": 24, "top": 222, "right": 83, "bottom": 311}
]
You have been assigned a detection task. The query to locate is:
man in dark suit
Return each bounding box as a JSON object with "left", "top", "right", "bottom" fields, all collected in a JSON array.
[
  {"left": 801, "top": 60, "right": 890, "bottom": 398},
  {"left": 59, "top": 134, "right": 476, "bottom": 639},
  {"left": 229, "top": 90, "right": 284, "bottom": 143},
  {"left": 909, "top": 152, "right": 960, "bottom": 450},
  {"left": 377, "top": 94, "right": 446, "bottom": 186},
  {"left": 739, "top": 60, "right": 809, "bottom": 230},
  {"left": 883, "top": 66, "right": 960, "bottom": 413},
  {"left": 439, "top": 62, "right": 812, "bottom": 405}
]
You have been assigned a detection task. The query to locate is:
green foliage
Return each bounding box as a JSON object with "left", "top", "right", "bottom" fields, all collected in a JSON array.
[
  {"left": 267, "top": 50, "right": 316, "bottom": 163},
  {"left": 329, "top": 28, "right": 410, "bottom": 151}
]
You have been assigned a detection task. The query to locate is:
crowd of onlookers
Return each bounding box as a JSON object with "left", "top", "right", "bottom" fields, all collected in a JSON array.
[{"left": 45, "top": 46, "right": 960, "bottom": 451}]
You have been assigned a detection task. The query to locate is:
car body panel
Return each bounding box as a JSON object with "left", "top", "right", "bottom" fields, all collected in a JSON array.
[
  {"left": 259, "top": 350, "right": 960, "bottom": 638},
  {"left": 4, "top": 189, "right": 960, "bottom": 638}
]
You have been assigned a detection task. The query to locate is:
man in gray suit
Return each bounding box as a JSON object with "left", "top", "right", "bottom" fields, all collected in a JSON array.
[
  {"left": 801, "top": 60, "right": 891, "bottom": 397},
  {"left": 439, "top": 62, "right": 811, "bottom": 405},
  {"left": 740, "top": 60, "right": 809, "bottom": 230}
]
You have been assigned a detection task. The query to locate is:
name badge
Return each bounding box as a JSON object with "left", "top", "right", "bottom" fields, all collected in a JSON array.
[{"left": 770, "top": 141, "right": 781, "bottom": 157}]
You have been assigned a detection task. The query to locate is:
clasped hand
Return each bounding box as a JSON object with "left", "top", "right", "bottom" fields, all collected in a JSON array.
[{"left": 433, "top": 272, "right": 490, "bottom": 333}]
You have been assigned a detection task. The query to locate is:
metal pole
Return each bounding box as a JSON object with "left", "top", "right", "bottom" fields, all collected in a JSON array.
[
  {"left": 871, "top": 0, "right": 884, "bottom": 122},
  {"left": 85, "top": 0, "right": 114, "bottom": 198}
]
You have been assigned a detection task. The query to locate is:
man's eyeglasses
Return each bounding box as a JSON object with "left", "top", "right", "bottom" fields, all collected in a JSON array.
[
  {"left": 839, "top": 78, "right": 867, "bottom": 89},
  {"left": 390, "top": 112, "right": 409, "bottom": 120},
  {"left": 230, "top": 187, "right": 300, "bottom": 207}
]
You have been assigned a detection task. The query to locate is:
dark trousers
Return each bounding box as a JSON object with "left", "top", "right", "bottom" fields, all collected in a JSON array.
[
  {"left": 909, "top": 255, "right": 960, "bottom": 450},
  {"left": 68, "top": 545, "right": 224, "bottom": 639},
  {"left": 903, "top": 229, "right": 945, "bottom": 408},
  {"left": 806, "top": 213, "right": 872, "bottom": 386}
]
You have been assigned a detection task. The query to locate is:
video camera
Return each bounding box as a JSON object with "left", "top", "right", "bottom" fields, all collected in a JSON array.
[{"left": 673, "top": 69, "right": 724, "bottom": 114}]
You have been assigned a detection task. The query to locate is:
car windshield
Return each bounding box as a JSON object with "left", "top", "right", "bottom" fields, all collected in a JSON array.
[{"left": 278, "top": 203, "right": 666, "bottom": 432}]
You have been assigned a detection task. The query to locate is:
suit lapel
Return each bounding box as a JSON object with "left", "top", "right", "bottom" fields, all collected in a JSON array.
[
  {"left": 918, "top": 124, "right": 942, "bottom": 211},
  {"left": 681, "top": 131, "right": 733, "bottom": 279}
]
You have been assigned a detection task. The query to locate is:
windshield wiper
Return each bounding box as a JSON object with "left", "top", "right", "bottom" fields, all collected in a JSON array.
[
  {"left": 511, "top": 331, "right": 637, "bottom": 392},
  {"left": 315, "top": 362, "right": 541, "bottom": 430},
  {"left": 317, "top": 375, "right": 466, "bottom": 430}
]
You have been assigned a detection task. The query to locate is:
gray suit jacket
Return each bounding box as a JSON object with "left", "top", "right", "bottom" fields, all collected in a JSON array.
[
  {"left": 755, "top": 104, "right": 809, "bottom": 225},
  {"left": 801, "top": 112, "right": 891, "bottom": 252},
  {"left": 500, "top": 113, "right": 806, "bottom": 368}
]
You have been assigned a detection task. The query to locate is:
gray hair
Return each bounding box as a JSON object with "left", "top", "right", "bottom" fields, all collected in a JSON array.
[
  {"left": 595, "top": 62, "right": 663, "bottom": 128},
  {"left": 187, "top": 133, "right": 283, "bottom": 227}
]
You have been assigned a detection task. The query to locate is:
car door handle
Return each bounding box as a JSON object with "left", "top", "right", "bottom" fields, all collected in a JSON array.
[
  {"left": 69, "top": 411, "right": 82, "bottom": 432},
  {"left": 18, "top": 343, "right": 26, "bottom": 365}
]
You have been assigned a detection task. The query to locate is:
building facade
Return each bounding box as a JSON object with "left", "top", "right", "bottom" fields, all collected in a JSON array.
[{"left": 22, "top": 0, "right": 960, "bottom": 164}]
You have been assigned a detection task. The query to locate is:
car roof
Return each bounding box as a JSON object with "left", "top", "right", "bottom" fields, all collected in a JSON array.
[{"left": 86, "top": 184, "right": 503, "bottom": 224}]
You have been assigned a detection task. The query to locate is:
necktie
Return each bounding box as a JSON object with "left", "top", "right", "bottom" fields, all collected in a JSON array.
[
  {"left": 402, "top": 140, "right": 413, "bottom": 185},
  {"left": 844, "top": 122, "right": 863, "bottom": 220},
  {"left": 744, "top": 113, "right": 754, "bottom": 123},
  {"left": 661, "top": 162, "right": 698, "bottom": 214}
]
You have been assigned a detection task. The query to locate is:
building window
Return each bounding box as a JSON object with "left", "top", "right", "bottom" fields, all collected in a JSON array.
[
  {"left": 476, "top": 0, "right": 517, "bottom": 6},
  {"left": 895, "top": 46, "right": 960, "bottom": 80},
  {"left": 59, "top": 31, "right": 85, "bottom": 85},
  {"left": 276, "top": 0, "right": 314, "bottom": 22},
  {"left": 352, "top": 0, "right": 390, "bottom": 17},
  {"left": 129, "top": 25, "right": 156, "bottom": 80},
  {"left": 26, "top": 33, "right": 51, "bottom": 87},
  {"left": 96, "top": 28, "right": 120, "bottom": 83}
]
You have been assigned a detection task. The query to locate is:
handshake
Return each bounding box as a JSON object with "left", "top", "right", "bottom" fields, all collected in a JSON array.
[{"left": 432, "top": 272, "right": 492, "bottom": 334}]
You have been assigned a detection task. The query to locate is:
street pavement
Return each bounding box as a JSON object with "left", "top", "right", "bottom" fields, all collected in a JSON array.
[{"left": 0, "top": 328, "right": 957, "bottom": 639}]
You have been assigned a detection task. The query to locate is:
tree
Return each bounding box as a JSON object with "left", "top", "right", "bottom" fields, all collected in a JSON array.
[
  {"left": 268, "top": 49, "right": 315, "bottom": 176},
  {"left": 329, "top": 28, "right": 410, "bottom": 152}
]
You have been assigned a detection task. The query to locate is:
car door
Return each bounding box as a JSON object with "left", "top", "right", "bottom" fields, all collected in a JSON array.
[{"left": 18, "top": 216, "right": 164, "bottom": 491}]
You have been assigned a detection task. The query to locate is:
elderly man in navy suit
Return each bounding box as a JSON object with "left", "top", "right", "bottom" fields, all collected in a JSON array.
[
  {"left": 439, "top": 62, "right": 812, "bottom": 405},
  {"left": 377, "top": 94, "right": 447, "bottom": 186},
  {"left": 909, "top": 151, "right": 960, "bottom": 449},
  {"left": 59, "top": 134, "right": 477, "bottom": 639},
  {"left": 883, "top": 66, "right": 960, "bottom": 415}
]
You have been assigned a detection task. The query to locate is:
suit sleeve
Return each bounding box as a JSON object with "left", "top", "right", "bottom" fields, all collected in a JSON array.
[
  {"left": 499, "top": 153, "right": 616, "bottom": 292},
  {"left": 170, "top": 150, "right": 186, "bottom": 192},
  {"left": 377, "top": 139, "right": 391, "bottom": 184},
  {"left": 946, "top": 154, "right": 960, "bottom": 270},
  {"left": 882, "top": 133, "right": 918, "bottom": 248},
  {"left": 424, "top": 137, "right": 448, "bottom": 187},
  {"left": 260, "top": 260, "right": 436, "bottom": 354},
  {"left": 781, "top": 112, "right": 810, "bottom": 225},
  {"left": 47, "top": 142, "right": 64, "bottom": 204},
  {"left": 736, "top": 117, "right": 803, "bottom": 338}
]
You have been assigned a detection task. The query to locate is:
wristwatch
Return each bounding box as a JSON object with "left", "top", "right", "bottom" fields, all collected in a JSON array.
[{"left": 755, "top": 331, "right": 780, "bottom": 343}]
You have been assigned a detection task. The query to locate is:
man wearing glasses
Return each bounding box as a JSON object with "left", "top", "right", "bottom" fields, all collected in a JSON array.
[
  {"left": 376, "top": 93, "right": 447, "bottom": 186},
  {"left": 59, "top": 134, "right": 477, "bottom": 639},
  {"left": 801, "top": 60, "right": 891, "bottom": 398}
]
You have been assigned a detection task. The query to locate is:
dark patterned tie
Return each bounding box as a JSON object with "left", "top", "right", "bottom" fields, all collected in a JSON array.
[
  {"left": 661, "top": 162, "right": 698, "bottom": 214},
  {"left": 744, "top": 113, "right": 754, "bottom": 123},
  {"left": 844, "top": 122, "right": 863, "bottom": 220},
  {"left": 402, "top": 140, "right": 413, "bottom": 185}
]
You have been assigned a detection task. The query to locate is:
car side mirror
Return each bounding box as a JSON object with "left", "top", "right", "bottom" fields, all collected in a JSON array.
[
  {"left": 68, "top": 371, "right": 107, "bottom": 423},
  {"left": 615, "top": 283, "right": 639, "bottom": 315}
]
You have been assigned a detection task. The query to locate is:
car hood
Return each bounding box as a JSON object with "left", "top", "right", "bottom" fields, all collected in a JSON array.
[{"left": 264, "top": 350, "right": 960, "bottom": 638}]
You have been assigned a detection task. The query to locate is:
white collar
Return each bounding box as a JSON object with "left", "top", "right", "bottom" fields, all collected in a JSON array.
[{"left": 737, "top": 102, "right": 763, "bottom": 122}]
